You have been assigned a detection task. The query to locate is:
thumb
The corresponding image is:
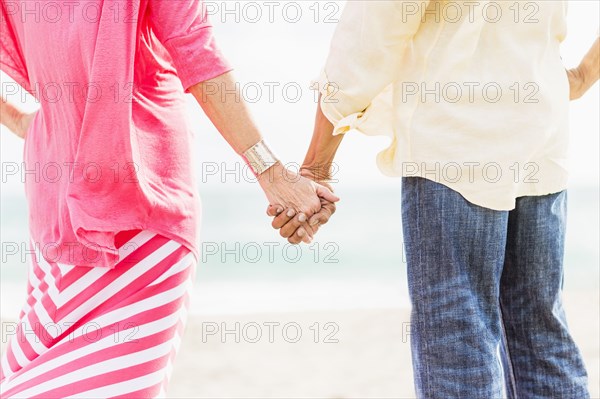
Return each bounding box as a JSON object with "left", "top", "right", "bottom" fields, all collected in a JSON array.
[{"left": 315, "top": 184, "right": 340, "bottom": 203}]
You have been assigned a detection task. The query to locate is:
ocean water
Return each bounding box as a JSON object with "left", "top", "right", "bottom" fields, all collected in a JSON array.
[{"left": 1, "top": 184, "right": 598, "bottom": 316}]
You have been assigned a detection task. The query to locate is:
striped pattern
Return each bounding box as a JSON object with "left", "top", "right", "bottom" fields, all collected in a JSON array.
[{"left": 0, "top": 230, "right": 196, "bottom": 398}]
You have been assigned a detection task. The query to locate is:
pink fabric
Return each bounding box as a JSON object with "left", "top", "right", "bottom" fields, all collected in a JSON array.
[
  {"left": 0, "top": 1, "right": 232, "bottom": 267},
  {"left": 0, "top": 229, "right": 196, "bottom": 397}
]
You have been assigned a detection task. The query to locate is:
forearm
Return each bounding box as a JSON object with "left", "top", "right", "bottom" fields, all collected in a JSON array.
[
  {"left": 188, "top": 70, "right": 292, "bottom": 192},
  {"left": 301, "top": 96, "right": 345, "bottom": 181},
  {"left": 578, "top": 37, "right": 600, "bottom": 91},
  {"left": 188, "top": 71, "right": 263, "bottom": 155}
]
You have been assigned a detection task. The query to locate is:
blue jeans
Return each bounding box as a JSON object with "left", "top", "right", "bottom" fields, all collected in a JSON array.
[{"left": 401, "top": 177, "right": 589, "bottom": 399}]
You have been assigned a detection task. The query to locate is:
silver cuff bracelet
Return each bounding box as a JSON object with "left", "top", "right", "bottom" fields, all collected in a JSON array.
[{"left": 241, "top": 140, "right": 279, "bottom": 176}]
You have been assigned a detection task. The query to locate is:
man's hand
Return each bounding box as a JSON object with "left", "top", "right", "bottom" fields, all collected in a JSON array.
[
  {"left": 267, "top": 167, "right": 338, "bottom": 244},
  {"left": 567, "top": 37, "right": 599, "bottom": 101},
  {"left": 567, "top": 67, "right": 587, "bottom": 101},
  {"left": 268, "top": 93, "right": 344, "bottom": 244},
  {"left": 188, "top": 72, "right": 340, "bottom": 245}
]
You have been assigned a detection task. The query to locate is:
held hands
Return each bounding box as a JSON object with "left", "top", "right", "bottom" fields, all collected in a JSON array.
[
  {"left": 258, "top": 163, "right": 339, "bottom": 244},
  {"left": 262, "top": 166, "right": 338, "bottom": 244}
]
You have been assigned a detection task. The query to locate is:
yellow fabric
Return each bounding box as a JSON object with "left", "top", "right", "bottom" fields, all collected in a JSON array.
[{"left": 317, "top": 0, "right": 570, "bottom": 210}]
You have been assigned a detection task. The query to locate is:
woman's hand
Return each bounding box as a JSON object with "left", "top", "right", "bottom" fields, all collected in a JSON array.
[
  {"left": 266, "top": 95, "right": 344, "bottom": 244},
  {"left": 1, "top": 95, "right": 36, "bottom": 139},
  {"left": 266, "top": 167, "right": 338, "bottom": 244},
  {"left": 258, "top": 162, "right": 339, "bottom": 244},
  {"left": 15, "top": 111, "right": 36, "bottom": 139},
  {"left": 189, "top": 73, "right": 339, "bottom": 244}
]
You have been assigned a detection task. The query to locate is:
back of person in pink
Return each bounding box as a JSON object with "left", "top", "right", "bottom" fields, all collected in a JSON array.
[{"left": 0, "top": 1, "right": 338, "bottom": 397}]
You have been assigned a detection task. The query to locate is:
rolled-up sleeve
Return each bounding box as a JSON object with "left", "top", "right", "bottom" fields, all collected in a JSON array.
[
  {"left": 149, "top": 0, "right": 232, "bottom": 92},
  {"left": 318, "top": 0, "right": 429, "bottom": 135}
]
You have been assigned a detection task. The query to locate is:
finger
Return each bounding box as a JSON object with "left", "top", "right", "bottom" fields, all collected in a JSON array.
[
  {"left": 315, "top": 184, "right": 340, "bottom": 203},
  {"left": 288, "top": 227, "right": 309, "bottom": 245},
  {"left": 279, "top": 212, "right": 308, "bottom": 238},
  {"left": 302, "top": 221, "right": 317, "bottom": 240},
  {"left": 271, "top": 208, "right": 296, "bottom": 229},
  {"left": 266, "top": 204, "right": 284, "bottom": 217},
  {"left": 291, "top": 222, "right": 317, "bottom": 244},
  {"left": 299, "top": 226, "right": 313, "bottom": 244},
  {"left": 278, "top": 216, "right": 315, "bottom": 244},
  {"left": 306, "top": 224, "right": 320, "bottom": 237},
  {"left": 308, "top": 202, "right": 336, "bottom": 227},
  {"left": 288, "top": 234, "right": 302, "bottom": 245}
]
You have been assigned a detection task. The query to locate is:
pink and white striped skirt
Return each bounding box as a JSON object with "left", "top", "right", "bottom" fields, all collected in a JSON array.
[{"left": 0, "top": 229, "right": 197, "bottom": 398}]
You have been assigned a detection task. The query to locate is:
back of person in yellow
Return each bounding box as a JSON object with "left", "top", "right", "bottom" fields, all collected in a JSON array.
[
  {"left": 319, "top": 0, "right": 576, "bottom": 210},
  {"left": 268, "top": 1, "right": 599, "bottom": 397}
]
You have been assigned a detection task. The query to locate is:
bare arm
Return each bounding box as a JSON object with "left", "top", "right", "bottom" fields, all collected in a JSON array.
[
  {"left": 188, "top": 72, "right": 339, "bottom": 243},
  {"left": 268, "top": 95, "right": 344, "bottom": 242},
  {"left": 301, "top": 95, "right": 345, "bottom": 181},
  {"left": 188, "top": 72, "right": 263, "bottom": 155},
  {"left": 0, "top": 94, "right": 34, "bottom": 139},
  {"left": 267, "top": 1, "right": 426, "bottom": 241},
  {"left": 568, "top": 37, "right": 600, "bottom": 100}
]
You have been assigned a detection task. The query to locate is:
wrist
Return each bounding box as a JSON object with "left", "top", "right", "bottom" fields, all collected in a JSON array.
[
  {"left": 568, "top": 67, "right": 586, "bottom": 100},
  {"left": 241, "top": 139, "right": 279, "bottom": 178},
  {"left": 2, "top": 109, "right": 20, "bottom": 135},
  {"left": 257, "top": 160, "right": 285, "bottom": 186},
  {"left": 576, "top": 64, "right": 590, "bottom": 89},
  {"left": 16, "top": 112, "right": 33, "bottom": 137},
  {"left": 580, "top": 58, "right": 599, "bottom": 90},
  {"left": 300, "top": 163, "right": 334, "bottom": 183},
  {"left": 9, "top": 111, "right": 27, "bottom": 138}
]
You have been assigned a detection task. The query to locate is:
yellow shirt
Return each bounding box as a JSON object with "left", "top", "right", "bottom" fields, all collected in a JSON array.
[{"left": 317, "top": 0, "right": 570, "bottom": 210}]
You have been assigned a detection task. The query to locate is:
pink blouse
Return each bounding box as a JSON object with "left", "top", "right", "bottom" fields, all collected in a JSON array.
[{"left": 0, "top": 1, "right": 232, "bottom": 267}]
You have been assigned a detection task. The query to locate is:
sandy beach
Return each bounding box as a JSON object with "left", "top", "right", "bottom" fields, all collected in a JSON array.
[
  {"left": 168, "top": 290, "right": 599, "bottom": 398},
  {"left": 169, "top": 308, "right": 417, "bottom": 398},
  {"left": 2, "top": 288, "right": 596, "bottom": 398}
]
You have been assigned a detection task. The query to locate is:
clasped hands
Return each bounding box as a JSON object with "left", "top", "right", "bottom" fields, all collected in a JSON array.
[{"left": 257, "top": 162, "right": 338, "bottom": 244}]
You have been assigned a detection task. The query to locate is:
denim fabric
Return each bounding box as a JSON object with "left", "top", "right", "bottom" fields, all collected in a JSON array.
[{"left": 401, "top": 177, "right": 589, "bottom": 399}]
